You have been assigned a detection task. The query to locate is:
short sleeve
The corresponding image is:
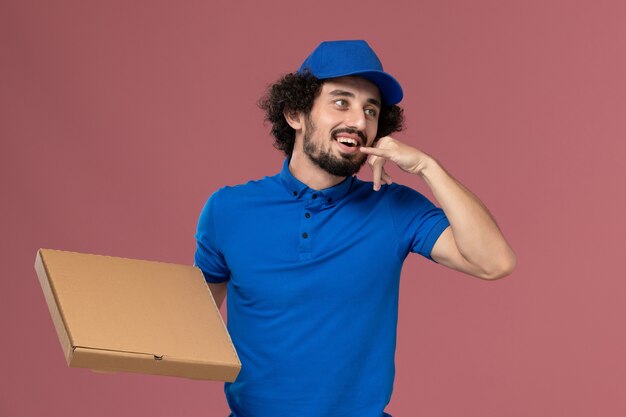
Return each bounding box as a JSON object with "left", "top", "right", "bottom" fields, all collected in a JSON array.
[
  {"left": 387, "top": 185, "right": 450, "bottom": 263},
  {"left": 194, "top": 191, "right": 230, "bottom": 283}
]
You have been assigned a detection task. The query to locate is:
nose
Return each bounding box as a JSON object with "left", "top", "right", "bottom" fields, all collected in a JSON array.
[{"left": 345, "top": 107, "right": 367, "bottom": 132}]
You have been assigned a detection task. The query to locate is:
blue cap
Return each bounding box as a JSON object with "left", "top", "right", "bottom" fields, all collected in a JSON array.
[{"left": 297, "top": 40, "right": 403, "bottom": 105}]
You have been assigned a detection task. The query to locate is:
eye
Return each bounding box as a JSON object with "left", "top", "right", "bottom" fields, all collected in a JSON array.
[
  {"left": 365, "top": 108, "right": 378, "bottom": 117},
  {"left": 334, "top": 99, "right": 348, "bottom": 108}
]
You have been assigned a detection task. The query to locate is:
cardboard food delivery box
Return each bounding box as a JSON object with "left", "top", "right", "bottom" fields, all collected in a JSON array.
[{"left": 34, "top": 248, "right": 240, "bottom": 382}]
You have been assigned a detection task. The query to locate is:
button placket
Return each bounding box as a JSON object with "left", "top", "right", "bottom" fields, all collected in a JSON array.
[
  {"left": 298, "top": 190, "right": 325, "bottom": 260},
  {"left": 298, "top": 200, "right": 314, "bottom": 260}
]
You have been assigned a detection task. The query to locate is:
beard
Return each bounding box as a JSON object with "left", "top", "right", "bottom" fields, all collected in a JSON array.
[{"left": 302, "top": 115, "right": 368, "bottom": 178}]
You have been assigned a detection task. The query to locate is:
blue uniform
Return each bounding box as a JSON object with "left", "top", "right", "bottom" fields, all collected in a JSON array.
[{"left": 194, "top": 158, "right": 450, "bottom": 417}]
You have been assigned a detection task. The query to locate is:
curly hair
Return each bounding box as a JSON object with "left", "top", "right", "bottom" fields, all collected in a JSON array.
[{"left": 258, "top": 72, "right": 405, "bottom": 157}]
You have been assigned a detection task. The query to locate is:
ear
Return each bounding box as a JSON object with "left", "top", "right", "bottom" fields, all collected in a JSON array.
[{"left": 283, "top": 109, "right": 304, "bottom": 131}]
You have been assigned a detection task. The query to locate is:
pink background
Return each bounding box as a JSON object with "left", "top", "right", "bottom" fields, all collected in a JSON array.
[{"left": 1, "top": 0, "right": 625, "bottom": 416}]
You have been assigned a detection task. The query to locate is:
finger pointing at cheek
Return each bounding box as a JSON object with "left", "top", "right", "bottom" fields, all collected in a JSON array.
[
  {"left": 360, "top": 138, "right": 431, "bottom": 176},
  {"left": 359, "top": 146, "right": 393, "bottom": 160}
]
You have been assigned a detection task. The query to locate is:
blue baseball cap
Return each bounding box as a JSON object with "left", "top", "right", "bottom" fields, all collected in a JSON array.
[{"left": 297, "top": 40, "right": 403, "bottom": 105}]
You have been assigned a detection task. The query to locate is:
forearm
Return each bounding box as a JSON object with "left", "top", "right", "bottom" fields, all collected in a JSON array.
[{"left": 418, "top": 157, "right": 516, "bottom": 276}]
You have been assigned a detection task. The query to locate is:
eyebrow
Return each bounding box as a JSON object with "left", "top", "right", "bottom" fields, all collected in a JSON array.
[{"left": 328, "top": 89, "right": 382, "bottom": 108}]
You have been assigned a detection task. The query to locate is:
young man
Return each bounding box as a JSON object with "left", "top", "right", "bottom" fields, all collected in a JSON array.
[{"left": 195, "top": 40, "right": 516, "bottom": 417}]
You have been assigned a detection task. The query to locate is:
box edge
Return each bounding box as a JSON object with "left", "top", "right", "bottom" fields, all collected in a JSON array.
[{"left": 34, "top": 248, "right": 75, "bottom": 364}]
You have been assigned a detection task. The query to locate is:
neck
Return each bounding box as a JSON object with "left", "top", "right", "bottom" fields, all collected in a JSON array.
[{"left": 289, "top": 149, "right": 346, "bottom": 191}]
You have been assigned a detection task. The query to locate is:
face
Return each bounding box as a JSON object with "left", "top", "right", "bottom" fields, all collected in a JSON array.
[{"left": 301, "top": 76, "right": 381, "bottom": 177}]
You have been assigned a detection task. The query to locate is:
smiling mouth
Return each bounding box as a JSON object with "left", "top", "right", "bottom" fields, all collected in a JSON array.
[{"left": 335, "top": 136, "right": 359, "bottom": 147}]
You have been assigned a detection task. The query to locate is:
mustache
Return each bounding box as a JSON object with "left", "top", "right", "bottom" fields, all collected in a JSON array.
[{"left": 331, "top": 128, "right": 367, "bottom": 143}]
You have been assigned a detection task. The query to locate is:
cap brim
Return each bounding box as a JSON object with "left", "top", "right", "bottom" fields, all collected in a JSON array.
[
  {"left": 350, "top": 70, "right": 404, "bottom": 105},
  {"left": 312, "top": 69, "right": 403, "bottom": 105}
]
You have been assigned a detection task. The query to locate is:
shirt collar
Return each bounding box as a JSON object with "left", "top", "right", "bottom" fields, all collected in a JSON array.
[{"left": 279, "top": 157, "right": 355, "bottom": 203}]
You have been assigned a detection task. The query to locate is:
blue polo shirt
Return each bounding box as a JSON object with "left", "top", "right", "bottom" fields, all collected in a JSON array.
[{"left": 194, "top": 158, "right": 450, "bottom": 417}]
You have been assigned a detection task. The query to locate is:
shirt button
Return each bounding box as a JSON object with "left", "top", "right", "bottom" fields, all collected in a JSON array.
[
  {"left": 302, "top": 233, "right": 309, "bottom": 238},
  {"left": 312, "top": 194, "right": 318, "bottom": 199},
  {"left": 327, "top": 197, "right": 332, "bottom": 203},
  {"left": 305, "top": 213, "right": 311, "bottom": 218},
  {"left": 293, "top": 191, "right": 297, "bottom": 196}
]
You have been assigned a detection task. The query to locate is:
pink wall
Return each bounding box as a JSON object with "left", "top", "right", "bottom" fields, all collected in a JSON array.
[{"left": 2, "top": 0, "right": 625, "bottom": 416}]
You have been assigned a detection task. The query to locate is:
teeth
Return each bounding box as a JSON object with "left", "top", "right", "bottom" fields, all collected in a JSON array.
[{"left": 337, "top": 137, "right": 358, "bottom": 147}]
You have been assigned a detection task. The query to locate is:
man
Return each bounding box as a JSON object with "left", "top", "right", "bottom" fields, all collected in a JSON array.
[{"left": 195, "top": 40, "right": 516, "bottom": 417}]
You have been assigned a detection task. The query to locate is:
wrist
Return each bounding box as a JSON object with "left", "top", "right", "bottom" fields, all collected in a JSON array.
[{"left": 416, "top": 156, "right": 439, "bottom": 178}]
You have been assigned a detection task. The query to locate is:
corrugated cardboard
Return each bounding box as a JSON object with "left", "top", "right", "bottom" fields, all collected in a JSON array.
[{"left": 34, "top": 248, "right": 240, "bottom": 381}]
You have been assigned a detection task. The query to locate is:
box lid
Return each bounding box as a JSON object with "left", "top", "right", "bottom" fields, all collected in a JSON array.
[{"left": 35, "top": 248, "right": 240, "bottom": 381}]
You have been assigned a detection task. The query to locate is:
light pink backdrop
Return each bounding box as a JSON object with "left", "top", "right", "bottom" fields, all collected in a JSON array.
[{"left": 1, "top": 1, "right": 625, "bottom": 416}]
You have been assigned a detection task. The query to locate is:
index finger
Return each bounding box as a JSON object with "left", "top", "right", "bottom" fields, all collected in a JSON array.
[{"left": 359, "top": 146, "right": 393, "bottom": 159}]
